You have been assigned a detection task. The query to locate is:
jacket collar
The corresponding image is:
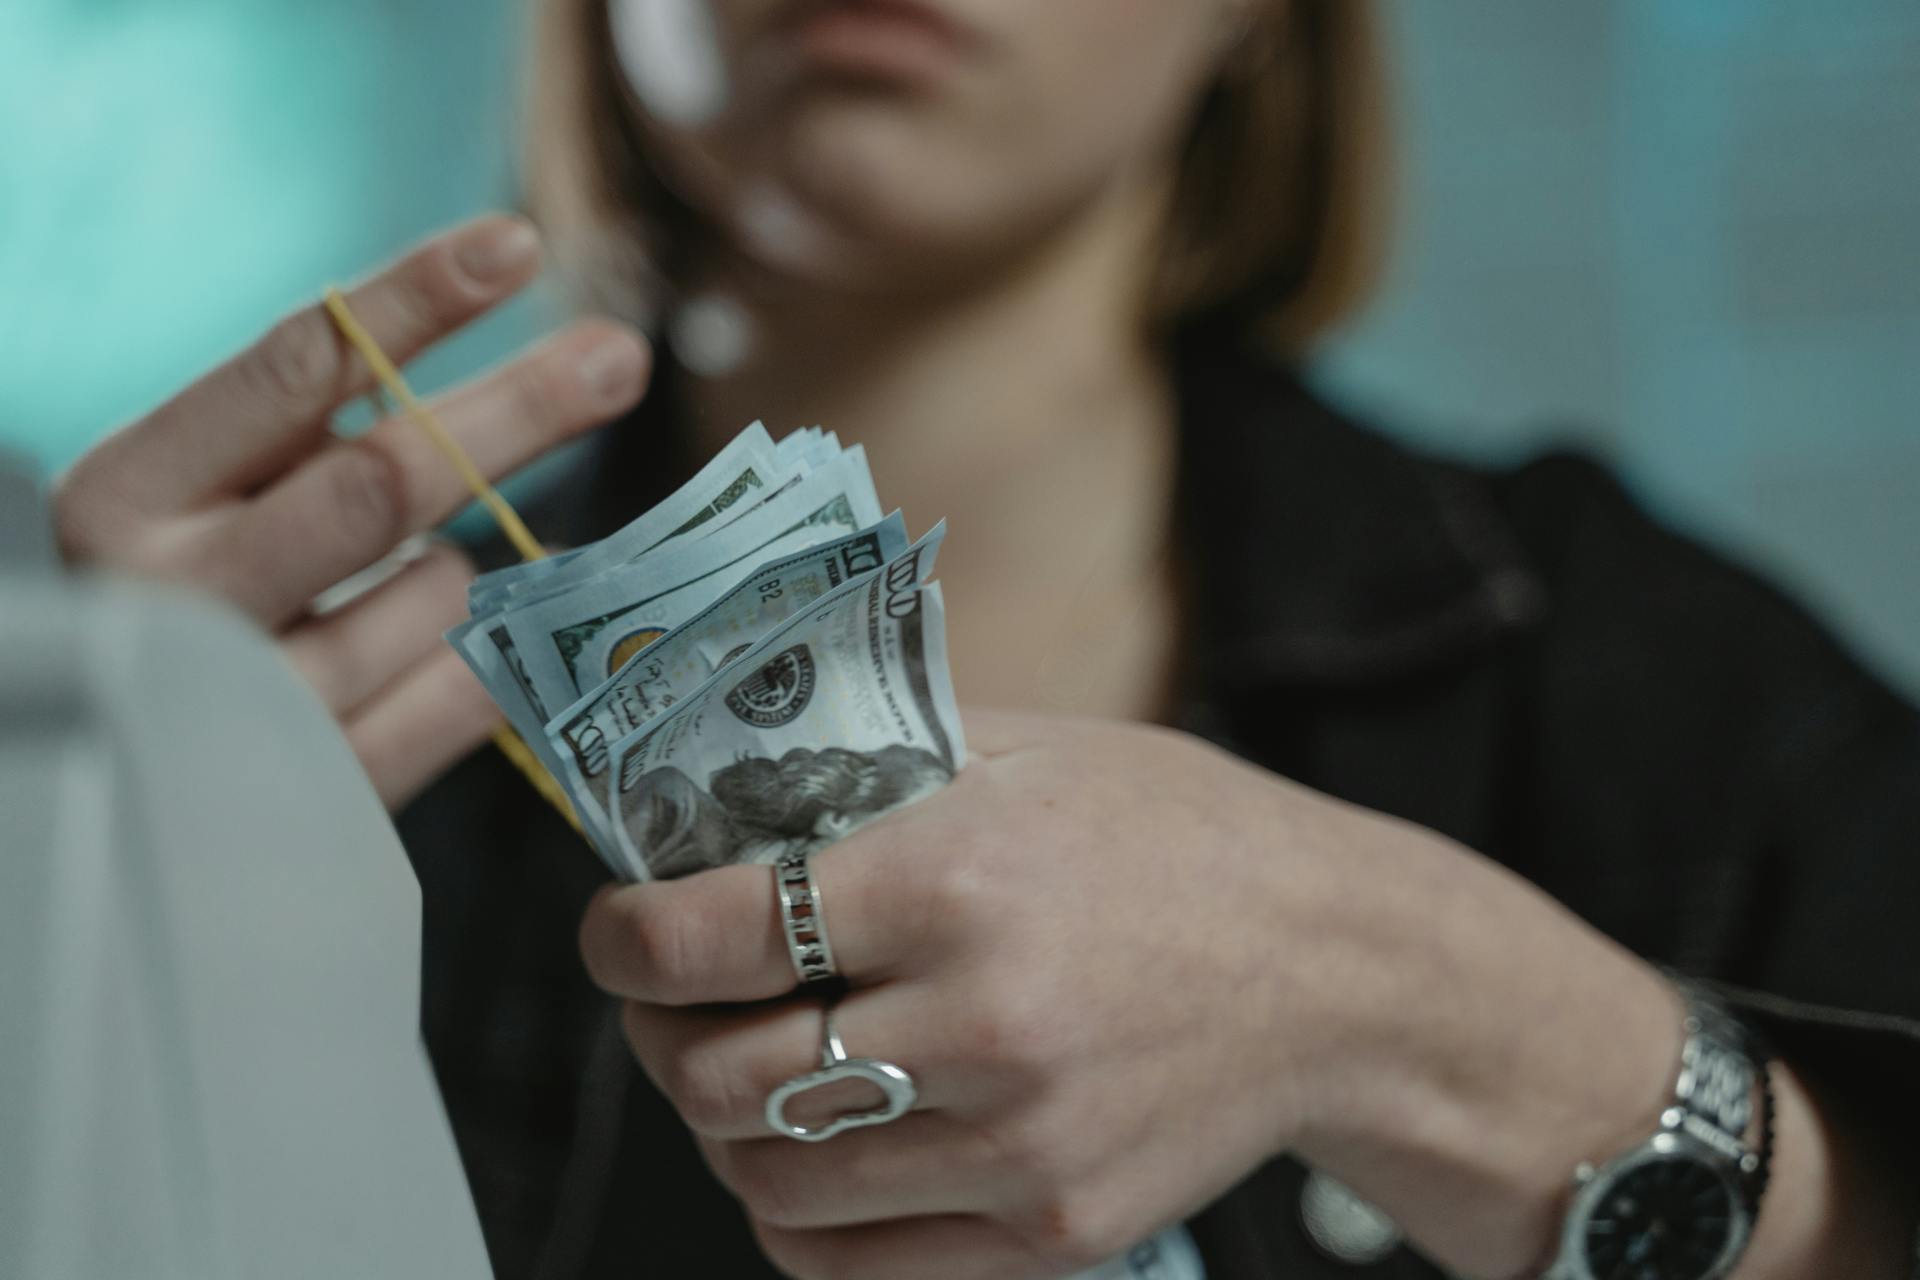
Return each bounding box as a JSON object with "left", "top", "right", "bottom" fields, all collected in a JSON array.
[{"left": 1175, "top": 328, "right": 1545, "bottom": 689}]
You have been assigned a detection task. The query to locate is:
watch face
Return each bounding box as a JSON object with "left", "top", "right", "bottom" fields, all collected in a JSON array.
[{"left": 1581, "top": 1155, "right": 1736, "bottom": 1280}]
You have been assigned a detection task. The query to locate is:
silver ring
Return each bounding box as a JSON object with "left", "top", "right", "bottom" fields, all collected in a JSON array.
[
  {"left": 775, "top": 849, "right": 838, "bottom": 985},
  {"left": 764, "top": 1004, "right": 917, "bottom": 1143}
]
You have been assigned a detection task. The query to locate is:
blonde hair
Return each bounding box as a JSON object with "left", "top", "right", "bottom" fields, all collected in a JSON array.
[{"left": 524, "top": 0, "right": 1389, "bottom": 351}]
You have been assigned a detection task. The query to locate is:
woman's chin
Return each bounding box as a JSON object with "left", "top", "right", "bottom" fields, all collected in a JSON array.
[
  {"left": 725, "top": 179, "right": 1067, "bottom": 302},
  {"left": 725, "top": 202, "right": 991, "bottom": 297},
  {"left": 720, "top": 116, "right": 1041, "bottom": 293}
]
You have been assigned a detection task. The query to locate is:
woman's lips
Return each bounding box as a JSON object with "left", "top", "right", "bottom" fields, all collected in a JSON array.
[{"left": 783, "top": 0, "right": 978, "bottom": 83}]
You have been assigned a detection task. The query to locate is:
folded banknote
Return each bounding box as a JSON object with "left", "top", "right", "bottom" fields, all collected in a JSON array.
[{"left": 453, "top": 423, "right": 964, "bottom": 880}]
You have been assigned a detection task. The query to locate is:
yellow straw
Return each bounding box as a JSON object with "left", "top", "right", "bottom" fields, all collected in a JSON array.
[{"left": 321, "top": 286, "right": 582, "bottom": 836}]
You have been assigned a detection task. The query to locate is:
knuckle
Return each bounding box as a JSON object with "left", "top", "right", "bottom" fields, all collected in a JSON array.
[
  {"left": 621, "top": 895, "right": 697, "bottom": 997},
  {"left": 581, "top": 890, "right": 679, "bottom": 996},
  {"left": 665, "top": 1039, "right": 745, "bottom": 1135},
  {"left": 602, "top": 890, "right": 702, "bottom": 997},
  {"left": 413, "top": 543, "right": 478, "bottom": 618},
  {"left": 327, "top": 438, "right": 411, "bottom": 550},
  {"left": 392, "top": 247, "right": 467, "bottom": 336},
  {"left": 578, "top": 895, "right": 613, "bottom": 987},
  {"left": 49, "top": 460, "right": 127, "bottom": 564},
  {"left": 750, "top": 1220, "right": 825, "bottom": 1280},
  {"left": 954, "top": 979, "right": 1050, "bottom": 1081},
  {"left": 246, "top": 311, "right": 345, "bottom": 414},
  {"left": 722, "top": 1147, "right": 808, "bottom": 1227},
  {"left": 910, "top": 850, "right": 994, "bottom": 936},
  {"left": 579, "top": 890, "right": 636, "bottom": 993},
  {"left": 1021, "top": 1189, "right": 1126, "bottom": 1271},
  {"left": 988, "top": 1112, "right": 1070, "bottom": 1191},
  {"left": 505, "top": 349, "right": 568, "bottom": 437}
]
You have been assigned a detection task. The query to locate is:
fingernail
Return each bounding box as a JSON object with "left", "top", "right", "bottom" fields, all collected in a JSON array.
[
  {"left": 456, "top": 219, "right": 539, "bottom": 286},
  {"left": 576, "top": 332, "right": 645, "bottom": 404}
]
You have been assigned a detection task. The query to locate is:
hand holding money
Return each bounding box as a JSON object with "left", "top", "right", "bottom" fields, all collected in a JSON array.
[{"left": 582, "top": 711, "right": 1689, "bottom": 1280}]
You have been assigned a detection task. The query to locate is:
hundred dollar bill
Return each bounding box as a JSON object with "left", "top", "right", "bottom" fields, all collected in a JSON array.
[
  {"left": 602, "top": 530, "right": 961, "bottom": 881},
  {"left": 466, "top": 421, "right": 784, "bottom": 614},
  {"left": 445, "top": 616, "right": 558, "bottom": 772},
  {"left": 561, "top": 494, "right": 863, "bottom": 688},
  {"left": 468, "top": 426, "right": 841, "bottom": 621},
  {"left": 532, "top": 422, "right": 848, "bottom": 592},
  {"left": 466, "top": 547, "right": 587, "bottom": 618},
  {"left": 459, "top": 443, "right": 801, "bottom": 718},
  {"left": 546, "top": 514, "right": 916, "bottom": 838},
  {"left": 774, "top": 425, "right": 821, "bottom": 465},
  {"left": 775, "top": 427, "right": 842, "bottom": 471},
  {"left": 503, "top": 447, "right": 882, "bottom": 714}
]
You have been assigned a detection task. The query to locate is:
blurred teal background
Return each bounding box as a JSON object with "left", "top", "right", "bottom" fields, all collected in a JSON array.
[
  {"left": 0, "top": 0, "right": 559, "bottom": 468},
  {"left": 1, "top": 0, "right": 1915, "bottom": 689}
]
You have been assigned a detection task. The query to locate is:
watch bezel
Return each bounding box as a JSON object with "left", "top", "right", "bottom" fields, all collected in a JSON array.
[{"left": 1554, "top": 1130, "right": 1753, "bottom": 1280}]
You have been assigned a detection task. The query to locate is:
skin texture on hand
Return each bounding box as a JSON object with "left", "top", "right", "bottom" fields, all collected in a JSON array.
[
  {"left": 585, "top": 713, "right": 1313, "bottom": 1278},
  {"left": 583, "top": 709, "right": 1917, "bottom": 1280},
  {"left": 52, "top": 216, "right": 652, "bottom": 809},
  {"left": 579, "top": 711, "right": 1659, "bottom": 1278}
]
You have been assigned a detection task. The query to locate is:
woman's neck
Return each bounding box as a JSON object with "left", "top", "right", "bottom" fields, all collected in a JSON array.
[{"left": 682, "top": 177, "right": 1185, "bottom": 718}]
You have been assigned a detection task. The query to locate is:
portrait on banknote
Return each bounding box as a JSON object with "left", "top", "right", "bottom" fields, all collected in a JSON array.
[{"left": 619, "top": 744, "right": 952, "bottom": 879}]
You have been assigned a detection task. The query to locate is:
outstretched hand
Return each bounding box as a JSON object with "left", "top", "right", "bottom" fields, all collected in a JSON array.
[{"left": 54, "top": 216, "right": 652, "bottom": 808}]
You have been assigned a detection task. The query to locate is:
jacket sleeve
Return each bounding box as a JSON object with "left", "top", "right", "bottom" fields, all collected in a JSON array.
[{"left": 1497, "top": 454, "right": 1920, "bottom": 1183}]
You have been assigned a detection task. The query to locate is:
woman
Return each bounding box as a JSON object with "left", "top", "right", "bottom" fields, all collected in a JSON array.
[{"left": 52, "top": 1, "right": 1919, "bottom": 1277}]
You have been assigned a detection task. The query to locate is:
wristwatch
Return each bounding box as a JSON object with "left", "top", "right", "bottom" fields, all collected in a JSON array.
[{"left": 1544, "top": 981, "right": 1774, "bottom": 1280}]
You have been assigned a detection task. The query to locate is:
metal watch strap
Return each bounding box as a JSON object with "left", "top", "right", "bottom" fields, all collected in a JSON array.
[
  {"left": 1541, "top": 982, "right": 1776, "bottom": 1280},
  {"left": 1670, "top": 980, "right": 1773, "bottom": 1205}
]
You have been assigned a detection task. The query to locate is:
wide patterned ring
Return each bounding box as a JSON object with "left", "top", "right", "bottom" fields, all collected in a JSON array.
[{"left": 775, "top": 849, "right": 838, "bottom": 985}]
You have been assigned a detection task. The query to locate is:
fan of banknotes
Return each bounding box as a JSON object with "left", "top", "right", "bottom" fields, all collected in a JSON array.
[{"left": 450, "top": 423, "right": 965, "bottom": 883}]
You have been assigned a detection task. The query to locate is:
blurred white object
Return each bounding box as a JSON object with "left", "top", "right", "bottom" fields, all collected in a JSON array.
[
  {"left": 669, "top": 290, "right": 755, "bottom": 377},
  {"left": 732, "top": 179, "right": 844, "bottom": 277},
  {"left": 1070, "top": 1225, "right": 1207, "bottom": 1280},
  {"left": 0, "top": 452, "right": 489, "bottom": 1279},
  {"left": 611, "top": 0, "right": 729, "bottom": 125}
]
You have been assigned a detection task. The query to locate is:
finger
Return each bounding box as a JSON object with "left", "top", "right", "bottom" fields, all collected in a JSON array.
[
  {"left": 698, "top": 1114, "right": 1011, "bottom": 1230},
  {"left": 185, "top": 320, "right": 649, "bottom": 625},
  {"left": 282, "top": 541, "right": 473, "bottom": 715},
  {"left": 579, "top": 840, "right": 929, "bottom": 1006},
  {"left": 62, "top": 216, "right": 543, "bottom": 529},
  {"left": 342, "top": 644, "right": 501, "bottom": 810},
  {"left": 752, "top": 1215, "right": 1047, "bottom": 1280},
  {"left": 621, "top": 987, "right": 984, "bottom": 1141},
  {"left": 339, "top": 318, "right": 649, "bottom": 553}
]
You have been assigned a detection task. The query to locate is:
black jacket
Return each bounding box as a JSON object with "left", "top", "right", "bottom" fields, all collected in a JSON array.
[{"left": 400, "top": 332, "right": 1920, "bottom": 1278}]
